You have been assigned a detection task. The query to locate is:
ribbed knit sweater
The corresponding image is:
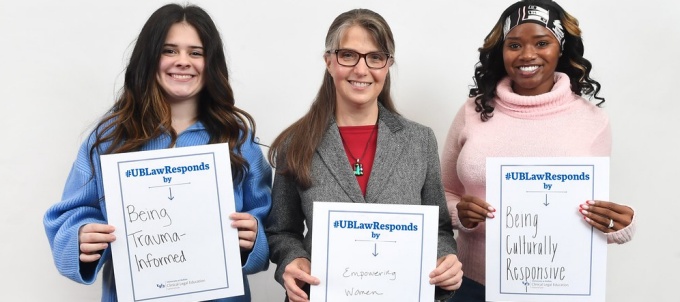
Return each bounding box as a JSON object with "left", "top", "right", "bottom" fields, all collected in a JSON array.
[
  {"left": 43, "top": 121, "right": 272, "bottom": 302},
  {"left": 441, "top": 72, "right": 636, "bottom": 286}
]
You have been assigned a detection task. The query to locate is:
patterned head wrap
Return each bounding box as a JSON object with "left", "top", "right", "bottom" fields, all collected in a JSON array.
[{"left": 503, "top": 5, "right": 565, "bottom": 46}]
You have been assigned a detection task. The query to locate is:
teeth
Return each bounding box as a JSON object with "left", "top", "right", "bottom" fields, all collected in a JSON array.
[
  {"left": 171, "top": 74, "right": 193, "bottom": 79},
  {"left": 519, "top": 66, "right": 539, "bottom": 72},
  {"left": 350, "top": 81, "right": 370, "bottom": 87}
]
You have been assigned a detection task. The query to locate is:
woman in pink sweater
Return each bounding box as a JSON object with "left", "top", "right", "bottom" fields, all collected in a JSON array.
[{"left": 441, "top": 1, "right": 636, "bottom": 301}]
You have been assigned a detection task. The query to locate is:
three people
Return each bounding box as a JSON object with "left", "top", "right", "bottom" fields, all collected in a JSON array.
[
  {"left": 265, "top": 8, "right": 463, "bottom": 302},
  {"left": 44, "top": 2, "right": 636, "bottom": 302},
  {"left": 43, "top": 4, "right": 272, "bottom": 302},
  {"left": 441, "top": 0, "right": 636, "bottom": 301}
]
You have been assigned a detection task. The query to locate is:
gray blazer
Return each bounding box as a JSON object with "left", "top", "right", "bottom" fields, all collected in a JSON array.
[{"left": 266, "top": 105, "right": 457, "bottom": 298}]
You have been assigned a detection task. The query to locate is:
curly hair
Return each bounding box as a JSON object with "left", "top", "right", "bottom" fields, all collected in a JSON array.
[{"left": 471, "top": 0, "right": 605, "bottom": 121}]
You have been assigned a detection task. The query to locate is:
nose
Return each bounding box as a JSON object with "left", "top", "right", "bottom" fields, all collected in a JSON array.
[
  {"left": 175, "top": 52, "right": 191, "bottom": 68},
  {"left": 519, "top": 46, "right": 537, "bottom": 60},
  {"left": 352, "top": 56, "right": 369, "bottom": 75}
]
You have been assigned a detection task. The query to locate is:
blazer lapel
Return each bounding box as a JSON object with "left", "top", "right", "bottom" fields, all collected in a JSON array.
[
  {"left": 365, "top": 107, "right": 406, "bottom": 203},
  {"left": 316, "top": 122, "right": 366, "bottom": 203}
]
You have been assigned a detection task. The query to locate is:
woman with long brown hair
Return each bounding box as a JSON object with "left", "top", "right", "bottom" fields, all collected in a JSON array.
[
  {"left": 266, "top": 8, "right": 462, "bottom": 302},
  {"left": 43, "top": 4, "right": 272, "bottom": 301}
]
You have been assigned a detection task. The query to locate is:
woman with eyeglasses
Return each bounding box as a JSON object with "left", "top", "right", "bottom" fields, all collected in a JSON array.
[
  {"left": 441, "top": 0, "right": 636, "bottom": 301},
  {"left": 265, "top": 8, "right": 462, "bottom": 302}
]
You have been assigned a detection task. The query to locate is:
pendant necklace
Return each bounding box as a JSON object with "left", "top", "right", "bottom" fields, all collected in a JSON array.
[{"left": 338, "top": 121, "right": 378, "bottom": 177}]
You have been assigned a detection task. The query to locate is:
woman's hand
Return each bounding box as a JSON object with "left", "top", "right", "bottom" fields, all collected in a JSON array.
[
  {"left": 282, "top": 258, "right": 320, "bottom": 302},
  {"left": 230, "top": 212, "right": 258, "bottom": 251},
  {"left": 579, "top": 200, "right": 634, "bottom": 233},
  {"left": 456, "top": 195, "right": 495, "bottom": 228},
  {"left": 78, "top": 223, "right": 115, "bottom": 262},
  {"left": 430, "top": 254, "right": 464, "bottom": 291}
]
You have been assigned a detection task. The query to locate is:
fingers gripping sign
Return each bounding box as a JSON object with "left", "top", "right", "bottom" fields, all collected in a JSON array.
[
  {"left": 283, "top": 258, "right": 320, "bottom": 302},
  {"left": 230, "top": 212, "right": 258, "bottom": 251},
  {"left": 579, "top": 200, "right": 634, "bottom": 233},
  {"left": 456, "top": 194, "right": 496, "bottom": 228},
  {"left": 429, "top": 254, "right": 464, "bottom": 291},
  {"left": 78, "top": 223, "right": 116, "bottom": 262}
]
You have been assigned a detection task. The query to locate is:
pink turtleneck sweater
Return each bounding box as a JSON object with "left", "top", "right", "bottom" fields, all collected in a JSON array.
[{"left": 441, "top": 72, "right": 636, "bottom": 286}]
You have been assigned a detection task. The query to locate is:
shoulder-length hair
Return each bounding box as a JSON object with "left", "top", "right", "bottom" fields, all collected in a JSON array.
[
  {"left": 91, "top": 4, "right": 255, "bottom": 182},
  {"left": 268, "top": 8, "right": 397, "bottom": 189},
  {"left": 471, "top": 0, "right": 605, "bottom": 121}
]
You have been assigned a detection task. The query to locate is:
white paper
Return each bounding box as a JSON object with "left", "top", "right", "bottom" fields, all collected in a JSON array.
[
  {"left": 310, "top": 202, "right": 438, "bottom": 302},
  {"left": 485, "top": 157, "right": 609, "bottom": 302},
  {"left": 101, "top": 143, "right": 244, "bottom": 302}
]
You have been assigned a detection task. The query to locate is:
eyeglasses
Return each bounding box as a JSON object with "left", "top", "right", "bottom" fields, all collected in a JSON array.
[{"left": 330, "top": 49, "right": 392, "bottom": 69}]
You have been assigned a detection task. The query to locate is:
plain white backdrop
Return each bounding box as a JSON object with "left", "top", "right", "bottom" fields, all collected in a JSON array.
[{"left": 0, "top": 0, "right": 677, "bottom": 301}]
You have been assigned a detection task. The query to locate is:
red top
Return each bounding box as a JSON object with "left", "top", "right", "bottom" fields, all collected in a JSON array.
[{"left": 338, "top": 125, "right": 378, "bottom": 196}]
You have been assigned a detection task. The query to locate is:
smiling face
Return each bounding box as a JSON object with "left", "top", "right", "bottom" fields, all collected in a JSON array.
[
  {"left": 156, "top": 22, "right": 205, "bottom": 105},
  {"left": 503, "top": 22, "right": 561, "bottom": 96},
  {"left": 326, "top": 25, "right": 391, "bottom": 113}
]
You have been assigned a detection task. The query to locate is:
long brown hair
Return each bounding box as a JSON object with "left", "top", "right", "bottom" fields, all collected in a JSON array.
[
  {"left": 91, "top": 4, "right": 255, "bottom": 182},
  {"left": 268, "top": 8, "right": 397, "bottom": 189}
]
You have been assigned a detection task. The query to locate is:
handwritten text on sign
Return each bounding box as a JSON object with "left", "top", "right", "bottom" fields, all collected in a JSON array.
[
  {"left": 310, "top": 202, "right": 439, "bottom": 302},
  {"left": 485, "top": 157, "right": 609, "bottom": 302},
  {"left": 102, "top": 144, "right": 244, "bottom": 302}
]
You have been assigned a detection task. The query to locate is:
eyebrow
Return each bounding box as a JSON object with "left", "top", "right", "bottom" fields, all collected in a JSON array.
[
  {"left": 505, "top": 34, "right": 552, "bottom": 40},
  {"left": 338, "top": 48, "right": 383, "bottom": 53},
  {"left": 163, "top": 43, "right": 204, "bottom": 49}
]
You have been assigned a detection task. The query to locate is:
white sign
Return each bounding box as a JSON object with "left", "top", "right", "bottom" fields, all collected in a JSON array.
[
  {"left": 101, "top": 143, "right": 244, "bottom": 302},
  {"left": 486, "top": 157, "right": 609, "bottom": 302},
  {"left": 310, "top": 202, "right": 438, "bottom": 301}
]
